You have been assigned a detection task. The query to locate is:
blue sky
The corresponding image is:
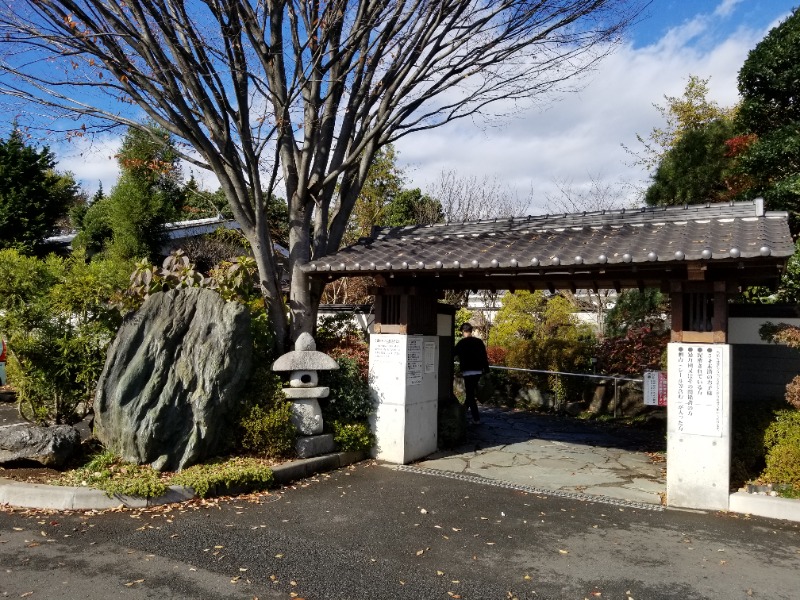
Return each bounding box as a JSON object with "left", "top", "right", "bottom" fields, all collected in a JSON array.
[
  {"left": 389, "top": 0, "right": 800, "bottom": 213},
  {"left": 632, "top": 0, "right": 796, "bottom": 48},
  {"left": 52, "top": 0, "right": 799, "bottom": 213}
]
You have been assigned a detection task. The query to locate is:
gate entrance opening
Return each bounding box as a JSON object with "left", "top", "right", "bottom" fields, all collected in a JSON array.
[{"left": 305, "top": 200, "right": 795, "bottom": 512}]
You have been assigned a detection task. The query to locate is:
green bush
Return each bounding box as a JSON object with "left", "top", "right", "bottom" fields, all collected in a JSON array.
[
  {"left": 232, "top": 296, "right": 295, "bottom": 458},
  {"left": 316, "top": 313, "right": 365, "bottom": 348},
  {"left": 170, "top": 457, "right": 274, "bottom": 498},
  {"left": 331, "top": 420, "right": 375, "bottom": 453},
  {"left": 454, "top": 307, "right": 473, "bottom": 336},
  {"left": 239, "top": 401, "right": 296, "bottom": 458},
  {"left": 731, "top": 401, "right": 779, "bottom": 486},
  {"left": 761, "top": 409, "right": 800, "bottom": 488},
  {"left": 1, "top": 249, "right": 130, "bottom": 424},
  {"left": 321, "top": 355, "right": 374, "bottom": 423},
  {"left": 503, "top": 336, "right": 595, "bottom": 406},
  {"left": 763, "top": 444, "right": 800, "bottom": 488},
  {"left": 487, "top": 291, "right": 597, "bottom": 407}
]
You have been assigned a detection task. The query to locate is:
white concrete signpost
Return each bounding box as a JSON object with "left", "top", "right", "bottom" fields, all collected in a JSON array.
[
  {"left": 666, "top": 343, "right": 732, "bottom": 510},
  {"left": 369, "top": 334, "right": 440, "bottom": 463}
]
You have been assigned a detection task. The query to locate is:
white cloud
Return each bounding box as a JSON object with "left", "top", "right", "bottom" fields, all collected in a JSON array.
[
  {"left": 714, "top": 0, "right": 743, "bottom": 18},
  {"left": 54, "top": 133, "right": 221, "bottom": 198},
  {"left": 396, "top": 7, "right": 777, "bottom": 215},
  {"left": 53, "top": 134, "right": 121, "bottom": 198},
  {"left": 50, "top": 3, "right": 791, "bottom": 216}
]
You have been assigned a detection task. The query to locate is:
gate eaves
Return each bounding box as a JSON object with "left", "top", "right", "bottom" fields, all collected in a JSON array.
[{"left": 304, "top": 200, "right": 795, "bottom": 292}]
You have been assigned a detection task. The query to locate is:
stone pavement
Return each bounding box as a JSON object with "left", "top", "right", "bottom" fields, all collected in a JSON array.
[{"left": 416, "top": 405, "right": 667, "bottom": 507}]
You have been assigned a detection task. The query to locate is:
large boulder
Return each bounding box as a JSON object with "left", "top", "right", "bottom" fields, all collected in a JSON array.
[
  {"left": 0, "top": 424, "right": 81, "bottom": 467},
  {"left": 94, "top": 288, "right": 252, "bottom": 471}
]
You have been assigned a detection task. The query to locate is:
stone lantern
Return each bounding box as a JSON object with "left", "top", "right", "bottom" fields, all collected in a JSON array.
[{"left": 272, "top": 333, "right": 339, "bottom": 457}]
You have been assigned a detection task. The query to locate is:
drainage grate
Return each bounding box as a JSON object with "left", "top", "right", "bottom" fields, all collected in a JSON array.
[{"left": 393, "top": 465, "right": 664, "bottom": 512}]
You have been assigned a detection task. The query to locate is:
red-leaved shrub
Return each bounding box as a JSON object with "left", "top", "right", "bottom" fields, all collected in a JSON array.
[
  {"left": 597, "top": 326, "right": 670, "bottom": 376},
  {"left": 486, "top": 345, "right": 507, "bottom": 366},
  {"left": 328, "top": 342, "right": 370, "bottom": 381}
]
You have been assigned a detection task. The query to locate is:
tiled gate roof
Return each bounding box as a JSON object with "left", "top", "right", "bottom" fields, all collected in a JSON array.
[{"left": 305, "top": 200, "right": 795, "bottom": 291}]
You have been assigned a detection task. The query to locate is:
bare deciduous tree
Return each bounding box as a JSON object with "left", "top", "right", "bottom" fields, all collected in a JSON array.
[
  {"left": 0, "top": 0, "right": 645, "bottom": 349},
  {"left": 543, "top": 175, "right": 633, "bottom": 214},
  {"left": 543, "top": 175, "right": 635, "bottom": 336},
  {"left": 429, "top": 169, "right": 530, "bottom": 222}
]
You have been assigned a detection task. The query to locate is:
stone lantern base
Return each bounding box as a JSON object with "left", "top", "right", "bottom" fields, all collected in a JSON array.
[{"left": 295, "top": 433, "right": 336, "bottom": 459}]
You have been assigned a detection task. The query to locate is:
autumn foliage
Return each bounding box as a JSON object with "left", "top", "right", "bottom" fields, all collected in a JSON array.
[
  {"left": 596, "top": 326, "right": 670, "bottom": 376},
  {"left": 486, "top": 346, "right": 507, "bottom": 366},
  {"left": 724, "top": 133, "right": 758, "bottom": 157}
]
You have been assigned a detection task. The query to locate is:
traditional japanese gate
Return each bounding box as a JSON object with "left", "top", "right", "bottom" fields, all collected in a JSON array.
[{"left": 304, "top": 199, "right": 795, "bottom": 511}]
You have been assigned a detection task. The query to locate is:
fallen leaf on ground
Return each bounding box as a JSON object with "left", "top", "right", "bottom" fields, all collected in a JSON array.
[{"left": 558, "top": 549, "right": 569, "bottom": 555}]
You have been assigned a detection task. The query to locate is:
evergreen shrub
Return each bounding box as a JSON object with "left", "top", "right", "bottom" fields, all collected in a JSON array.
[
  {"left": 321, "top": 355, "right": 373, "bottom": 423},
  {"left": 730, "top": 398, "right": 785, "bottom": 486},
  {"left": 762, "top": 410, "right": 800, "bottom": 488},
  {"left": 331, "top": 420, "right": 375, "bottom": 452}
]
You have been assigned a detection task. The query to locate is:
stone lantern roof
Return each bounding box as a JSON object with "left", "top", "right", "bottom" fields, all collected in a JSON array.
[{"left": 272, "top": 333, "right": 339, "bottom": 372}]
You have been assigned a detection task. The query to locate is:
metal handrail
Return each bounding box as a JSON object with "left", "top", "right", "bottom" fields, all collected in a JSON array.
[
  {"left": 486, "top": 365, "right": 644, "bottom": 417},
  {"left": 489, "top": 365, "right": 642, "bottom": 383}
]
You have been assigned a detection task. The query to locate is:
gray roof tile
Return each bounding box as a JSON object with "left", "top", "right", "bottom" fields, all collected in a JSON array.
[{"left": 305, "top": 201, "right": 794, "bottom": 288}]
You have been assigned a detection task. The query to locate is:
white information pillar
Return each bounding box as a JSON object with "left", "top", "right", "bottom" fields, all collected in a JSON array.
[
  {"left": 666, "top": 343, "right": 732, "bottom": 510},
  {"left": 369, "top": 334, "right": 440, "bottom": 463}
]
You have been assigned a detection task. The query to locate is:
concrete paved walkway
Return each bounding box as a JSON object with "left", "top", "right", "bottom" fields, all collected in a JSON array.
[{"left": 416, "top": 406, "right": 667, "bottom": 507}]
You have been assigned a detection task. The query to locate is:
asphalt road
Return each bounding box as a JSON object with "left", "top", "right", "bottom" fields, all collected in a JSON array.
[{"left": 1, "top": 461, "right": 798, "bottom": 600}]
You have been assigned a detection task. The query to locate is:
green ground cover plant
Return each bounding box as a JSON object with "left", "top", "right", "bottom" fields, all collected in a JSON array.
[
  {"left": 55, "top": 453, "right": 275, "bottom": 499},
  {"left": 169, "top": 457, "right": 274, "bottom": 498},
  {"left": 56, "top": 451, "right": 168, "bottom": 498}
]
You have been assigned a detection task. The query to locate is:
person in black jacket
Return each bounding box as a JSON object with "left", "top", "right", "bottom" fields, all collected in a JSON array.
[{"left": 453, "top": 322, "right": 489, "bottom": 424}]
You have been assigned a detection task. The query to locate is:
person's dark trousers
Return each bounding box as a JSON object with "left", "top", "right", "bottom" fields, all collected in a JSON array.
[{"left": 463, "top": 374, "right": 482, "bottom": 423}]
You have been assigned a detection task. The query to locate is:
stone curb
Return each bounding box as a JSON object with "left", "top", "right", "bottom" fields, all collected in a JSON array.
[
  {"left": 728, "top": 490, "right": 800, "bottom": 522},
  {"left": 0, "top": 451, "right": 368, "bottom": 511}
]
